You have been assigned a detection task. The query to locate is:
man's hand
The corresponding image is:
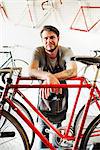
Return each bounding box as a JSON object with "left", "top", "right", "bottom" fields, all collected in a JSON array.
[{"left": 40, "top": 74, "right": 62, "bottom": 100}]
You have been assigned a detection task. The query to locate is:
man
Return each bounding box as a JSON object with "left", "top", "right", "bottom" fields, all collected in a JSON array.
[{"left": 29, "top": 25, "right": 77, "bottom": 148}]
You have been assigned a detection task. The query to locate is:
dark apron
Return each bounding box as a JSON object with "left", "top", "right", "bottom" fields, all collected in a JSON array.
[{"left": 38, "top": 52, "right": 68, "bottom": 123}]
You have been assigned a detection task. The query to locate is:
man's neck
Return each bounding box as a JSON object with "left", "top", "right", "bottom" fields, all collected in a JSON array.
[{"left": 46, "top": 47, "right": 59, "bottom": 59}]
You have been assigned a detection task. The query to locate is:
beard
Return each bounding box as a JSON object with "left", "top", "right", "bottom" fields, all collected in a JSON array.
[{"left": 46, "top": 44, "right": 58, "bottom": 52}]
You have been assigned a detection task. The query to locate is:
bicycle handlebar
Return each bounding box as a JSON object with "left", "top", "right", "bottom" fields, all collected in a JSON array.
[{"left": 0, "top": 67, "right": 22, "bottom": 73}]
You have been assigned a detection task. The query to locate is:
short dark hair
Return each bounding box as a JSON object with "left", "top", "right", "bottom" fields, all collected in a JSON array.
[{"left": 40, "top": 25, "right": 60, "bottom": 37}]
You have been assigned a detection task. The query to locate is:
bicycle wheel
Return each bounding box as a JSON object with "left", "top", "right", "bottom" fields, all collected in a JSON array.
[
  {"left": 0, "top": 110, "right": 30, "bottom": 150},
  {"left": 79, "top": 114, "right": 100, "bottom": 150},
  {"left": 13, "top": 98, "right": 35, "bottom": 148},
  {"left": 73, "top": 98, "right": 100, "bottom": 135},
  {"left": 6, "top": 58, "right": 29, "bottom": 76},
  {"left": 0, "top": 86, "right": 35, "bottom": 148}
]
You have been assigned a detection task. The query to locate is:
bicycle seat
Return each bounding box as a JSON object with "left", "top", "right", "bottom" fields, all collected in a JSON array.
[{"left": 71, "top": 56, "right": 100, "bottom": 66}]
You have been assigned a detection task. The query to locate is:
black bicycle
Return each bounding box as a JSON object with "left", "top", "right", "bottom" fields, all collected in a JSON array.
[{"left": 0, "top": 50, "right": 29, "bottom": 84}]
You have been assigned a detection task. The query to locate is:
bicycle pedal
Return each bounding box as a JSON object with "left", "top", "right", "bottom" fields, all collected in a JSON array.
[{"left": 0, "top": 131, "right": 15, "bottom": 137}]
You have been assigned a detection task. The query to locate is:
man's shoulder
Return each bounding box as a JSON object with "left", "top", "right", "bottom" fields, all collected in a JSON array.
[
  {"left": 60, "top": 46, "right": 72, "bottom": 51},
  {"left": 59, "top": 46, "right": 73, "bottom": 55},
  {"left": 34, "top": 46, "right": 45, "bottom": 55},
  {"left": 35, "top": 46, "right": 45, "bottom": 51}
]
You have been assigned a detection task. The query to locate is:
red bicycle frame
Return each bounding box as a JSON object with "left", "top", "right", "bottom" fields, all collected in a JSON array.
[{"left": 2, "top": 75, "right": 100, "bottom": 150}]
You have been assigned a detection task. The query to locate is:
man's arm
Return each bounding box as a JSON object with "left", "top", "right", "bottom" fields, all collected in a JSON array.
[
  {"left": 29, "top": 60, "right": 62, "bottom": 98},
  {"left": 54, "top": 61, "right": 77, "bottom": 80},
  {"left": 29, "top": 60, "right": 77, "bottom": 98},
  {"left": 29, "top": 60, "right": 77, "bottom": 80},
  {"left": 29, "top": 60, "right": 57, "bottom": 81}
]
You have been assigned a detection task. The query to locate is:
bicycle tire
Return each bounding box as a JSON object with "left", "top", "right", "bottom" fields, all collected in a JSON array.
[
  {"left": 0, "top": 86, "right": 35, "bottom": 148},
  {"left": 0, "top": 86, "right": 11, "bottom": 128},
  {"left": 73, "top": 98, "right": 100, "bottom": 135},
  {"left": 0, "top": 110, "right": 30, "bottom": 150},
  {"left": 79, "top": 114, "right": 100, "bottom": 150}
]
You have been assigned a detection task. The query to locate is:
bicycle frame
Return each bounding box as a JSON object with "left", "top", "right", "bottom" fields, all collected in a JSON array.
[
  {"left": 1, "top": 75, "right": 100, "bottom": 150},
  {"left": 0, "top": 51, "right": 29, "bottom": 69},
  {"left": 0, "top": 51, "right": 13, "bottom": 68}
]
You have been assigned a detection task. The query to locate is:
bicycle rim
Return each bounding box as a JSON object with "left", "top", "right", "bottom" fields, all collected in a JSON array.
[
  {"left": 0, "top": 110, "right": 30, "bottom": 150},
  {"left": 79, "top": 114, "right": 100, "bottom": 150},
  {"left": 73, "top": 98, "right": 100, "bottom": 135}
]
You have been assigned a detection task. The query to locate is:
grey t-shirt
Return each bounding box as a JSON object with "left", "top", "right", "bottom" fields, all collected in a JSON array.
[{"left": 32, "top": 46, "right": 74, "bottom": 72}]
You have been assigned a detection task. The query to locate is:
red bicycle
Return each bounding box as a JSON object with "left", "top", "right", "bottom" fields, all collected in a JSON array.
[{"left": 0, "top": 56, "right": 100, "bottom": 150}]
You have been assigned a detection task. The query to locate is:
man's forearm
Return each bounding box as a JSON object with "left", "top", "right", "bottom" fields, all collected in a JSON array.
[
  {"left": 54, "top": 69, "right": 77, "bottom": 80},
  {"left": 29, "top": 68, "right": 52, "bottom": 80}
]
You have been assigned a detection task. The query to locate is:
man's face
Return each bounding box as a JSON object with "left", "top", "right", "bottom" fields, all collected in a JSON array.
[{"left": 41, "top": 31, "right": 59, "bottom": 54}]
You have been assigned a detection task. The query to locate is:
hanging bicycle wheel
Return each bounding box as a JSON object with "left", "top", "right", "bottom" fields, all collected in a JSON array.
[
  {"left": 79, "top": 114, "right": 100, "bottom": 150},
  {"left": 73, "top": 98, "right": 100, "bottom": 136},
  {"left": 0, "top": 110, "right": 30, "bottom": 150}
]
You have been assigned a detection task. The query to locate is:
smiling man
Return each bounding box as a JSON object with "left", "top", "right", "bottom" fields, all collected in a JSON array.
[{"left": 29, "top": 25, "right": 77, "bottom": 148}]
